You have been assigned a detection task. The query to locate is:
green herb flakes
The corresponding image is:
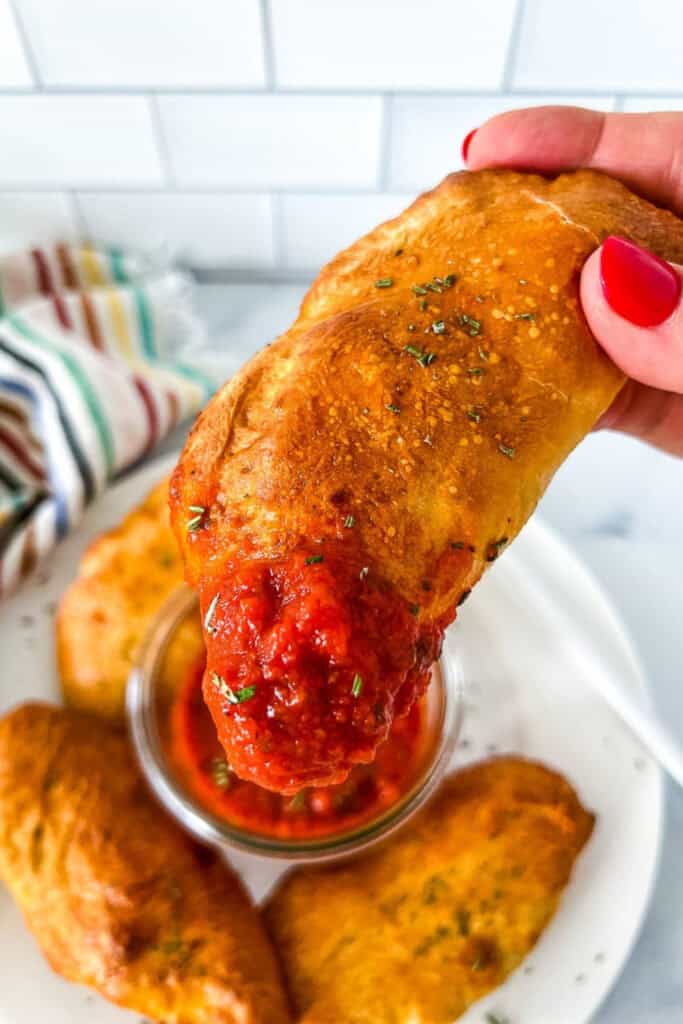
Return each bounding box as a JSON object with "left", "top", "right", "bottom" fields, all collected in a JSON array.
[
  {"left": 375, "top": 278, "right": 393, "bottom": 288},
  {"left": 412, "top": 284, "right": 428, "bottom": 296},
  {"left": 211, "top": 671, "right": 256, "bottom": 705},
  {"left": 405, "top": 344, "right": 436, "bottom": 367},
  {"left": 498, "top": 443, "right": 516, "bottom": 459},
  {"left": 467, "top": 407, "right": 481, "bottom": 423},
  {"left": 478, "top": 347, "right": 489, "bottom": 361},
  {"left": 386, "top": 403, "right": 401, "bottom": 414},
  {"left": 407, "top": 322, "right": 416, "bottom": 332},
  {"left": 514, "top": 311, "right": 536, "bottom": 321},
  {"left": 204, "top": 592, "right": 220, "bottom": 635},
  {"left": 305, "top": 554, "right": 324, "bottom": 565},
  {"left": 455, "top": 908, "right": 470, "bottom": 936},
  {"left": 467, "top": 367, "right": 483, "bottom": 376},
  {"left": 187, "top": 510, "right": 204, "bottom": 532},
  {"left": 351, "top": 673, "right": 363, "bottom": 697},
  {"left": 419, "top": 298, "right": 428, "bottom": 311},
  {"left": 458, "top": 313, "right": 482, "bottom": 337},
  {"left": 444, "top": 273, "right": 457, "bottom": 287},
  {"left": 431, "top": 320, "right": 446, "bottom": 334},
  {"left": 344, "top": 514, "right": 356, "bottom": 528},
  {"left": 287, "top": 790, "right": 307, "bottom": 813},
  {"left": 486, "top": 536, "right": 509, "bottom": 562},
  {"left": 210, "top": 757, "right": 231, "bottom": 790},
  {"left": 450, "top": 541, "right": 465, "bottom": 550}
]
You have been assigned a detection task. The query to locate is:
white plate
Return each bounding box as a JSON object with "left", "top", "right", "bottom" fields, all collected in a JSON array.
[{"left": 0, "top": 455, "right": 662, "bottom": 1024}]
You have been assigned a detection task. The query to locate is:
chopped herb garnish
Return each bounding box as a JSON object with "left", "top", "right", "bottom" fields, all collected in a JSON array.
[
  {"left": 444, "top": 273, "right": 457, "bottom": 287},
  {"left": 414, "top": 925, "right": 451, "bottom": 956},
  {"left": 478, "top": 347, "right": 489, "bottom": 361},
  {"left": 419, "top": 298, "right": 428, "bottom": 311},
  {"left": 412, "top": 284, "right": 428, "bottom": 296},
  {"left": 450, "top": 541, "right": 465, "bottom": 550},
  {"left": 359, "top": 566, "right": 369, "bottom": 580},
  {"left": 425, "top": 280, "right": 443, "bottom": 294},
  {"left": 211, "top": 671, "right": 256, "bottom": 705},
  {"left": 386, "top": 403, "right": 401, "bottom": 414},
  {"left": 305, "top": 554, "right": 324, "bottom": 565},
  {"left": 204, "top": 592, "right": 220, "bottom": 635},
  {"left": 485, "top": 1014, "right": 508, "bottom": 1024},
  {"left": 405, "top": 344, "right": 436, "bottom": 367},
  {"left": 458, "top": 313, "right": 482, "bottom": 336},
  {"left": 455, "top": 908, "right": 470, "bottom": 936},
  {"left": 457, "top": 588, "right": 472, "bottom": 606},
  {"left": 467, "top": 367, "right": 483, "bottom": 376},
  {"left": 344, "top": 514, "right": 355, "bottom": 528},
  {"left": 351, "top": 673, "right": 363, "bottom": 697},
  {"left": 514, "top": 311, "right": 536, "bottom": 321},
  {"left": 467, "top": 407, "right": 481, "bottom": 423},
  {"left": 409, "top": 604, "right": 420, "bottom": 616},
  {"left": 431, "top": 319, "right": 446, "bottom": 334},
  {"left": 407, "top": 322, "right": 416, "bottom": 332},
  {"left": 375, "top": 278, "right": 393, "bottom": 288},
  {"left": 287, "top": 789, "right": 307, "bottom": 812},
  {"left": 188, "top": 504, "right": 205, "bottom": 514},
  {"left": 498, "top": 443, "right": 516, "bottom": 459},
  {"left": 486, "top": 536, "right": 509, "bottom": 562},
  {"left": 210, "top": 757, "right": 231, "bottom": 790},
  {"left": 475, "top": 294, "right": 485, "bottom": 303},
  {"left": 187, "top": 513, "right": 204, "bottom": 532}
]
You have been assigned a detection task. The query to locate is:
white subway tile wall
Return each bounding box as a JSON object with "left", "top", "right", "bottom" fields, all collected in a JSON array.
[
  {"left": 0, "top": 0, "right": 681, "bottom": 268},
  {"left": 157, "top": 94, "right": 383, "bottom": 188},
  {"left": 16, "top": 0, "right": 266, "bottom": 88}
]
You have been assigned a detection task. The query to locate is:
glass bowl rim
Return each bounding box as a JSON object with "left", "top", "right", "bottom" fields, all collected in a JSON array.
[{"left": 126, "top": 583, "right": 464, "bottom": 863}]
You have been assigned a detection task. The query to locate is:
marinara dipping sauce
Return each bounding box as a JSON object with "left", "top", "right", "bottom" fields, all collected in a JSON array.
[{"left": 167, "top": 653, "right": 430, "bottom": 839}]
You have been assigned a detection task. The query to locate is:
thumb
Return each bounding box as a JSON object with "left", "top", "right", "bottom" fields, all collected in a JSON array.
[{"left": 580, "top": 236, "right": 683, "bottom": 392}]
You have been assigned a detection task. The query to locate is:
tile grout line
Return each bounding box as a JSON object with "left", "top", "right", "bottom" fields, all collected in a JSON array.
[
  {"left": 148, "top": 93, "right": 175, "bottom": 186},
  {"left": 259, "top": 0, "right": 276, "bottom": 90},
  {"left": 0, "top": 85, "right": 680, "bottom": 99},
  {"left": 8, "top": 0, "right": 43, "bottom": 89},
  {"left": 501, "top": 0, "right": 527, "bottom": 91}
]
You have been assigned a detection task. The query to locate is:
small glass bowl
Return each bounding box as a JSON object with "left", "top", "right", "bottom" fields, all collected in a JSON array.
[{"left": 127, "top": 584, "right": 463, "bottom": 863}]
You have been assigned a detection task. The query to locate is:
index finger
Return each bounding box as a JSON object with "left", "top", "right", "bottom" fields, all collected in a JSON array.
[{"left": 465, "top": 106, "right": 683, "bottom": 215}]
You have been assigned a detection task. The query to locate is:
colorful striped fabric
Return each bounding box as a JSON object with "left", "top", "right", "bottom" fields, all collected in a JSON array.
[{"left": 0, "top": 243, "right": 214, "bottom": 595}]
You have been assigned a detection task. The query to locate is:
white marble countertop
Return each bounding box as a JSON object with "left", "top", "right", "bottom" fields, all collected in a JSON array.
[{"left": 166, "top": 283, "right": 683, "bottom": 1022}]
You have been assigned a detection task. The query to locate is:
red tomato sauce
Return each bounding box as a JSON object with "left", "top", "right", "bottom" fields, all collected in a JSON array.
[
  {"left": 197, "top": 543, "right": 448, "bottom": 794},
  {"left": 168, "top": 653, "right": 429, "bottom": 839}
]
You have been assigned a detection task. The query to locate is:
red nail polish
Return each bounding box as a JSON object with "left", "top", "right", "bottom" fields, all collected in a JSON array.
[
  {"left": 461, "top": 128, "right": 477, "bottom": 164},
  {"left": 599, "top": 235, "right": 681, "bottom": 327}
]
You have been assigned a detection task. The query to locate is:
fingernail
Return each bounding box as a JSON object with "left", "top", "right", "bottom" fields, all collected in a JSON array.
[
  {"left": 600, "top": 236, "right": 681, "bottom": 327},
  {"left": 461, "top": 128, "right": 477, "bottom": 164}
]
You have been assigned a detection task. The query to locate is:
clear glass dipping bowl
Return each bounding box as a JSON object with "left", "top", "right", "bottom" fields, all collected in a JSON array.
[{"left": 127, "top": 584, "right": 463, "bottom": 863}]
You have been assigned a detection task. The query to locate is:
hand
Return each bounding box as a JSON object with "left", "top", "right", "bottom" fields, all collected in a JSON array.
[{"left": 463, "top": 107, "right": 683, "bottom": 456}]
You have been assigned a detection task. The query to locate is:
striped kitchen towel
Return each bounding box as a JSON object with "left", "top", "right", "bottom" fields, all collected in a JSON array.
[{"left": 0, "top": 243, "right": 215, "bottom": 596}]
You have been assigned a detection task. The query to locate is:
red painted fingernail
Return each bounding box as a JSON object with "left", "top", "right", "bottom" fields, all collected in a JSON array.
[
  {"left": 600, "top": 236, "right": 681, "bottom": 327},
  {"left": 461, "top": 128, "right": 477, "bottom": 164}
]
